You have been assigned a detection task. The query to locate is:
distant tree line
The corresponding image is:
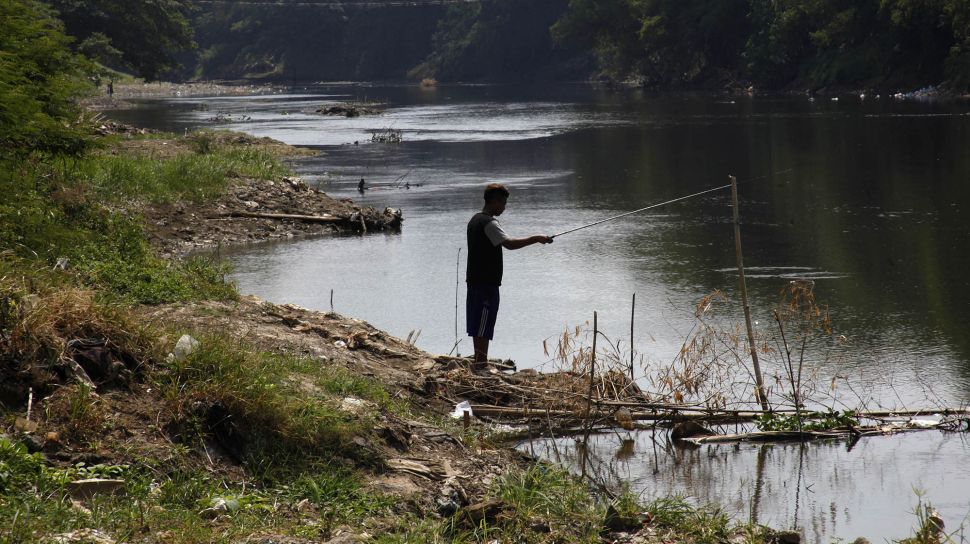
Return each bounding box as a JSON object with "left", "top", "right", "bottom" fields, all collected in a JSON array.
[
  {"left": 552, "top": 0, "right": 970, "bottom": 91},
  {"left": 24, "top": 0, "right": 970, "bottom": 91}
]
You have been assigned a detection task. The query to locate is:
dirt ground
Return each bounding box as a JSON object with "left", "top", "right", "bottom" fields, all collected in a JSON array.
[{"left": 140, "top": 297, "right": 531, "bottom": 506}]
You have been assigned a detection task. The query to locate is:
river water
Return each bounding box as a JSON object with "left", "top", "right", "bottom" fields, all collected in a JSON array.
[{"left": 108, "top": 84, "right": 970, "bottom": 542}]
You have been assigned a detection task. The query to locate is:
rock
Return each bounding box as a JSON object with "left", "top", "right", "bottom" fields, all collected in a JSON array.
[
  {"left": 436, "top": 496, "right": 461, "bottom": 516},
  {"left": 172, "top": 334, "right": 200, "bottom": 361},
  {"left": 43, "top": 529, "right": 115, "bottom": 544},
  {"left": 66, "top": 478, "right": 126, "bottom": 501},
  {"left": 436, "top": 478, "right": 469, "bottom": 516},
  {"left": 22, "top": 434, "right": 45, "bottom": 453},
  {"left": 282, "top": 176, "right": 308, "bottom": 191},
  {"left": 850, "top": 538, "right": 871, "bottom": 544},
  {"left": 339, "top": 397, "right": 374, "bottom": 415}
]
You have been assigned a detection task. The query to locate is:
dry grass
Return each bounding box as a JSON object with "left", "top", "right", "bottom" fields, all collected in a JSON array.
[{"left": 0, "top": 280, "right": 159, "bottom": 405}]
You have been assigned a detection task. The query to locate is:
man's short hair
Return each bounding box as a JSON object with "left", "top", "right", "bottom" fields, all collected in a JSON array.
[{"left": 484, "top": 183, "right": 509, "bottom": 203}]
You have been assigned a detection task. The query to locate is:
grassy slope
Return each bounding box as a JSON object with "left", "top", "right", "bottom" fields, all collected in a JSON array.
[{"left": 0, "top": 129, "right": 786, "bottom": 543}]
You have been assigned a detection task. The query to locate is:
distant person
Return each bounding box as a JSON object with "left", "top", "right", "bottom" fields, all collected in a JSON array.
[
  {"left": 466, "top": 183, "right": 552, "bottom": 370},
  {"left": 358, "top": 178, "right": 366, "bottom": 193}
]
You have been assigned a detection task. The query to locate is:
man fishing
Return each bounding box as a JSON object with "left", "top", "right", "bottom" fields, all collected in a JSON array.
[{"left": 466, "top": 183, "right": 552, "bottom": 370}]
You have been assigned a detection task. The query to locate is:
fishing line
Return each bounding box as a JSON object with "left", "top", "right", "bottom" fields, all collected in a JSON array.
[{"left": 550, "top": 168, "right": 793, "bottom": 239}]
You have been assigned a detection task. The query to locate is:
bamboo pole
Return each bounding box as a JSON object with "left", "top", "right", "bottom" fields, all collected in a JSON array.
[
  {"left": 630, "top": 293, "right": 636, "bottom": 382},
  {"left": 465, "top": 403, "right": 970, "bottom": 422},
  {"left": 731, "top": 175, "right": 769, "bottom": 411},
  {"left": 581, "top": 311, "right": 598, "bottom": 479}
]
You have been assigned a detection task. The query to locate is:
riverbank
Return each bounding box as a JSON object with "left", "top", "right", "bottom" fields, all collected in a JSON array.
[
  {"left": 83, "top": 81, "right": 282, "bottom": 111},
  {"left": 0, "top": 124, "right": 790, "bottom": 543},
  {"left": 97, "top": 129, "right": 402, "bottom": 257}
]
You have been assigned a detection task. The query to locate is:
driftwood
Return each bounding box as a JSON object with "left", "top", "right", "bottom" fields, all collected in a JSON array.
[
  {"left": 225, "top": 211, "right": 343, "bottom": 223},
  {"left": 434, "top": 355, "right": 516, "bottom": 372},
  {"left": 425, "top": 349, "right": 970, "bottom": 445},
  {"left": 681, "top": 420, "right": 957, "bottom": 444},
  {"left": 468, "top": 403, "right": 970, "bottom": 423}
]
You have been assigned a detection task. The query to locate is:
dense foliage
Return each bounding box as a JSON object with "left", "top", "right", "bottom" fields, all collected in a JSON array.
[
  {"left": 0, "top": 0, "right": 90, "bottom": 158},
  {"left": 554, "top": 0, "right": 970, "bottom": 91},
  {"left": 0, "top": 0, "right": 235, "bottom": 305},
  {"left": 188, "top": 3, "right": 442, "bottom": 81},
  {"left": 172, "top": 0, "right": 970, "bottom": 90},
  {"left": 410, "top": 0, "right": 589, "bottom": 82},
  {"left": 43, "top": 0, "right": 195, "bottom": 81}
]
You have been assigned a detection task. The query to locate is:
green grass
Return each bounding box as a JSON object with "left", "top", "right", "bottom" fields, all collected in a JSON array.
[
  {"left": 0, "top": 437, "right": 385, "bottom": 543},
  {"left": 154, "top": 335, "right": 388, "bottom": 469},
  {"left": 0, "top": 125, "right": 297, "bottom": 305},
  {"left": 646, "top": 496, "right": 733, "bottom": 543},
  {"left": 77, "top": 129, "right": 290, "bottom": 204},
  {"left": 72, "top": 145, "right": 288, "bottom": 204}
]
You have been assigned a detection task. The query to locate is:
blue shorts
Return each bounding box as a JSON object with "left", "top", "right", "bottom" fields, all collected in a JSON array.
[{"left": 466, "top": 282, "right": 500, "bottom": 340}]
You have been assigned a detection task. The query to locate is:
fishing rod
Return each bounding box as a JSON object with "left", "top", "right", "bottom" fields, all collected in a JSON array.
[{"left": 550, "top": 169, "right": 792, "bottom": 239}]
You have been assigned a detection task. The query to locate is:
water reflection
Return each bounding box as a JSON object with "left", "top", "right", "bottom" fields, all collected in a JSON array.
[{"left": 522, "top": 429, "right": 970, "bottom": 543}]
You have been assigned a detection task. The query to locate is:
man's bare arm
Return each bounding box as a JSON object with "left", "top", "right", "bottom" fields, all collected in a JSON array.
[{"left": 502, "top": 235, "right": 553, "bottom": 250}]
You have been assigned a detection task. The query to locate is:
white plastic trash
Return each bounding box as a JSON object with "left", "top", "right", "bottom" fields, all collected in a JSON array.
[
  {"left": 172, "top": 334, "right": 200, "bottom": 361},
  {"left": 451, "top": 401, "right": 473, "bottom": 419}
]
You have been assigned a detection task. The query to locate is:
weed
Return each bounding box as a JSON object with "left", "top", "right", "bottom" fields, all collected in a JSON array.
[
  {"left": 493, "top": 464, "right": 603, "bottom": 542},
  {"left": 284, "top": 467, "right": 391, "bottom": 530},
  {"left": 0, "top": 438, "right": 46, "bottom": 493},
  {"left": 155, "top": 335, "right": 371, "bottom": 471},
  {"left": 44, "top": 383, "right": 107, "bottom": 442},
  {"left": 66, "top": 144, "right": 288, "bottom": 204},
  {"left": 898, "top": 492, "right": 962, "bottom": 544},
  {"left": 646, "top": 496, "right": 732, "bottom": 543},
  {"left": 650, "top": 282, "right": 843, "bottom": 414},
  {"left": 755, "top": 409, "right": 858, "bottom": 432},
  {"left": 187, "top": 131, "right": 215, "bottom": 155}
]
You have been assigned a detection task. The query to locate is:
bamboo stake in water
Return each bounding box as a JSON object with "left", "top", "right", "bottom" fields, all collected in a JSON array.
[
  {"left": 454, "top": 248, "right": 462, "bottom": 344},
  {"left": 629, "top": 293, "right": 636, "bottom": 382},
  {"left": 448, "top": 248, "right": 462, "bottom": 356},
  {"left": 581, "top": 311, "right": 598, "bottom": 479},
  {"left": 731, "top": 175, "right": 769, "bottom": 411}
]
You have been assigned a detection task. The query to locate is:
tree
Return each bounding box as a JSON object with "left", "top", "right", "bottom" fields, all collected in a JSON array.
[
  {"left": 44, "top": 0, "right": 195, "bottom": 81},
  {"left": 0, "top": 0, "right": 90, "bottom": 158},
  {"left": 943, "top": 0, "right": 970, "bottom": 90},
  {"left": 415, "top": 0, "right": 576, "bottom": 81},
  {"left": 553, "top": 0, "right": 749, "bottom": 87}
]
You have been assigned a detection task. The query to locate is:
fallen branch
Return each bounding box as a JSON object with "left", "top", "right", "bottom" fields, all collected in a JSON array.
[{"left": 224, "top": 211, "right": 344, "bottom": 223}]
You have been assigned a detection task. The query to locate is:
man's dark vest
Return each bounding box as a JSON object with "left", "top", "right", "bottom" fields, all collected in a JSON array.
[{"left": 466, "top": 212, "right": 503, "bottom": 285}]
